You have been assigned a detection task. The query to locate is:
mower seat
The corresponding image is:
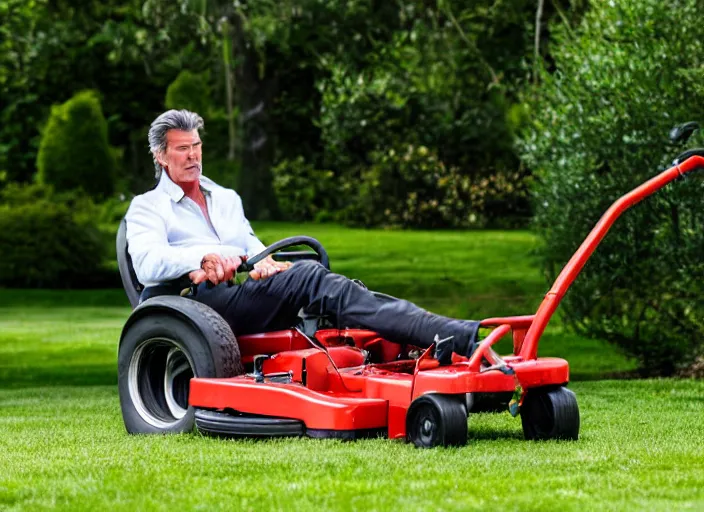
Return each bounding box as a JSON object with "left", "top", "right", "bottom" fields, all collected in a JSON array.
[
  {"left": 117, "top": 217, "right": 192, "bottom": 308},
  {"left": 116, "top": 217, "right": 143, "bottom": 309}
]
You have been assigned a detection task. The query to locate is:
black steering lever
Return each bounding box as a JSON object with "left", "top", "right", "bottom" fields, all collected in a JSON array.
[{"left": 237, "top": 236, "right": 330, "bottom": 272}]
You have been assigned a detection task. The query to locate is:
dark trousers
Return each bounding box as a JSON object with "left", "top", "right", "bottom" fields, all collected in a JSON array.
[{"left": 186, "top": 260, "right": 479, "bottom": 351}]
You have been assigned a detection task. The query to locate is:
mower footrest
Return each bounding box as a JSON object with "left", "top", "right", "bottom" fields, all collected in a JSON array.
[{"left": 195, "top": 409, "right": 305, "bottom": 437}]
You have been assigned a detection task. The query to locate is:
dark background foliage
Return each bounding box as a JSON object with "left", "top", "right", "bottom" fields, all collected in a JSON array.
[
  {"left": 1, "top": 0, "right": 702, "bottom": 375},
  {"left": 1, "top": 0, "right": 545, "bottom": 224}
]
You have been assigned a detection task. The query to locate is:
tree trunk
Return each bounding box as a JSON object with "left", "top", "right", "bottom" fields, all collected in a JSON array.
[
  {"left": 220, "top": 20, "right": 236, "bottom": 162},
  {"left": 534, "top": 0, "right": 545, "bottom": 85},
  {"left": 230, "top": 10, "right": 279, "bottom": 220}
]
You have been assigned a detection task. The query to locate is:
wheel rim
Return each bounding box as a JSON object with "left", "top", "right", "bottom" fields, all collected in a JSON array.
[
  {"left": 412, "top": 406, "right": 440, "bottom": 447},
  {"left": 128, "top": 337, "right": 195, "bottom": 429}
]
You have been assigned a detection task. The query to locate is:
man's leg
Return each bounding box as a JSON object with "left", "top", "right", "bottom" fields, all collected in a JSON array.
[{"left": 192, "top": 260, "right": 479, "bottom": 357}]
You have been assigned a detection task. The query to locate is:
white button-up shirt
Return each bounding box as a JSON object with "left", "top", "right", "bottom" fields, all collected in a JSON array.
[{"left": 125, "top": 171, "right": 266, "bottom": 287}]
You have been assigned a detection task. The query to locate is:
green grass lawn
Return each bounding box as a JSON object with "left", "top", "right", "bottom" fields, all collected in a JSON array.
[
  {"left": 1, "top": 381, "right": 702, "bottom": 511},
  {"left": 2, "top": 225, "right": 701, "bottom": 510}
]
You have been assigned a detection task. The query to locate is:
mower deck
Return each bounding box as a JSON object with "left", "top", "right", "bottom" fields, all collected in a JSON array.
[{"left": 189, "top": 328, "right": 570, "bottom": 439}]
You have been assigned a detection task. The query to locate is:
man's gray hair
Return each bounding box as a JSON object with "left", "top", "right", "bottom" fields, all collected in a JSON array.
[{"left": 148, "top": 109, "right": 204, "bottom": 179}]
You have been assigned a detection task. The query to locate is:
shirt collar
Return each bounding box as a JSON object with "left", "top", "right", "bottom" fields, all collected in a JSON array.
[{"left": 157, "top": 171, "right": 214, "bottom": 202}]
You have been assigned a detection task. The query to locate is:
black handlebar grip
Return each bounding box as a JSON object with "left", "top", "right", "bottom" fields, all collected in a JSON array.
[
  {"left": 237, "top": 236, "right": 330, "bottom": 272},
  {"left": 673, "top": 148, "right": 704, "bottom": 167}
]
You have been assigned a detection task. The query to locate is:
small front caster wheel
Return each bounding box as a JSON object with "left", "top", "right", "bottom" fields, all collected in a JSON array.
[
  {"left": 406, "top": 394, "right": 468, "bottom": 448},
  {"left": 521, "top": 386, "right": 580, "bottom": 440}
]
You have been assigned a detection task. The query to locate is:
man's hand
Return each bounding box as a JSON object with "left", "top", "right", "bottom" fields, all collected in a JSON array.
[
  {"left": 189, "top": 253, "right": 242, "bottom": 285},
  {"left": 249, "top": 255, "right": 293, "bottom": 281}
]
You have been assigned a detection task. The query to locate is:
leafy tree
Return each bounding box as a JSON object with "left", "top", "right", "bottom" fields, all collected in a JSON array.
[
  {"left": 36, "top": 90, "right": 116, "bottom": 199},
  {"left": 165, "top": 70, "right": 212, "bottom": 115},
  {"left": 0, "top": 0, "right": 50, "bottom": 185},
  {"left": 520, "top": 0, "right": 704, "bottom": 375},
  {"left": 0, "top": 0, "right": 214, "bottom": 190},
  {"left": 315, "top": 1, "right": 538, "bottom": 225},
  {"left": 271, "top": 156, "right": 337, "bottom": 222}
]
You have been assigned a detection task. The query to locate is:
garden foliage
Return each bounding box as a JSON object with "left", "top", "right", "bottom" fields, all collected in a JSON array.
[
  {"left": 267, "top": 1, "right": 538, "bottom": 227},
  {"left": 520, "top": 0, "right": 704, "bottom": 375},
  {"left": 0, "top": 184, "right": 109, "bottom": 288},
  {"left": 3, "top": 0, "right": 568, "bottom": 223},
  {"left": 36, "top": 90, "right": 116, "bottom": 199},
  {"left": 342, "top": 145, "right": 471, "bottom": 229},
  {"left": 272, "top": 145, "right": 530, "bottom": 229},
  {"left": 271, "top": 157, "right": 337, "bottom": 223},
  {"left": 165, "top": 70, "right": 211, "bottom": 115},
  {"left": 343, "top": 145, "right": 499, "bottom": 229}
]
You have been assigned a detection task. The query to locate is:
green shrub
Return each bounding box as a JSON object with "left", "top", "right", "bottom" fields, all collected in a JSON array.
[
  {"left": 272, "top": 157, "right": 338, "bottom": 222},
  {"left": 0, "top": 183, "right": 117, "bottom": 288},
  {"left": 464, "top": 171, "right": 532, "bottom": 229},
  {"left": 318, "top": 66, "right": 412, "bottom": 173},
  {"left": 317, "top": 48, "right": 531, "bottom": 228},
  {"left": 203, "top": 157, "right": 240, "bottom": 192},
  {"left": 165, "top": 70, "right": 211, "bottom": 115},
  {"left": 0, "top": 204, "right": 107, "bottom": 289},
  {"left": 0, "top": 182, "right": 53, "bottom": 206},
  {"left": 316, "top": 29, "right": 528, "bottom": 207},
  {"left": 519, "top": 0, "right": 704, "bottom": 375},
  {"left": 96, "top": 195, "right": 131, "bottom": 227},
  {"left": 339, "top": 145, "right": 472, "bottom": 229},
  {"left": 336, "top": 144, "right": 530, "bottom": 229},
  {"left": 36, "top": 90, "right": 116, "bottom": 199}
]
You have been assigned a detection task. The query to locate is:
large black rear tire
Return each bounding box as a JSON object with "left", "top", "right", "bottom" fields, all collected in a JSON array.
[
  {"left": 118, "top": 299, "right": 242, "bottom": 434},
  {"left": 521, "top": 386, "right": 580, "bottom": 441}
]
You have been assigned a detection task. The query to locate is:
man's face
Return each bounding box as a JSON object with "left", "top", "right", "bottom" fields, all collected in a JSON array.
[{"left": 157, "top": 129, "right": 203, "bottom": 186}]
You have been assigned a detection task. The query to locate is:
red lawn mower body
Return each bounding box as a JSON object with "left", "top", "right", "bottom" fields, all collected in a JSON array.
[
  {"left": 190, "top": 323, "right": 568, "bottom": 439},
  {"left": 187, "top": 155, "right": 704, "bottom": 442}
]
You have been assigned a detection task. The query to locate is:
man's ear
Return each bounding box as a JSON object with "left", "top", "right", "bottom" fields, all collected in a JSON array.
[{"left": 156, "top": 151, "right": 167, "bottom": 169}]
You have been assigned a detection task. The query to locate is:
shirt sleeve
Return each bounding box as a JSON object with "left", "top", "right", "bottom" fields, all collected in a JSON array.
[{"left": 125, "top": 196, "right": 241, "bottom": 285}]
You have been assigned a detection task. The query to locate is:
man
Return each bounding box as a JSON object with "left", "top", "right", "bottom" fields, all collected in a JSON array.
[{"left": 126, "top": 110, "right": 479, "bottom": 364}]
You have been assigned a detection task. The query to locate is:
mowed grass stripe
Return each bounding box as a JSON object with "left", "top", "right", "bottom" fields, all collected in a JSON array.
[{"left": 0, "top": 381, "right": 702, "bottom": 511}]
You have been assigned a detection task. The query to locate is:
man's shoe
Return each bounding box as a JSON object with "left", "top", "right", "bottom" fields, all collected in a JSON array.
[
  {"left": 434, "top": 322, "right": 481, "bottom": 365},
  {"left": 433, "top": 335, "right": 455, "bottom": 365}
]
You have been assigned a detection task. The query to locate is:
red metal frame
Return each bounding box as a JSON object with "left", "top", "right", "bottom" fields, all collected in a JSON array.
[{"left": 189, "top": 157, "right": 704, "bottom": 439}]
